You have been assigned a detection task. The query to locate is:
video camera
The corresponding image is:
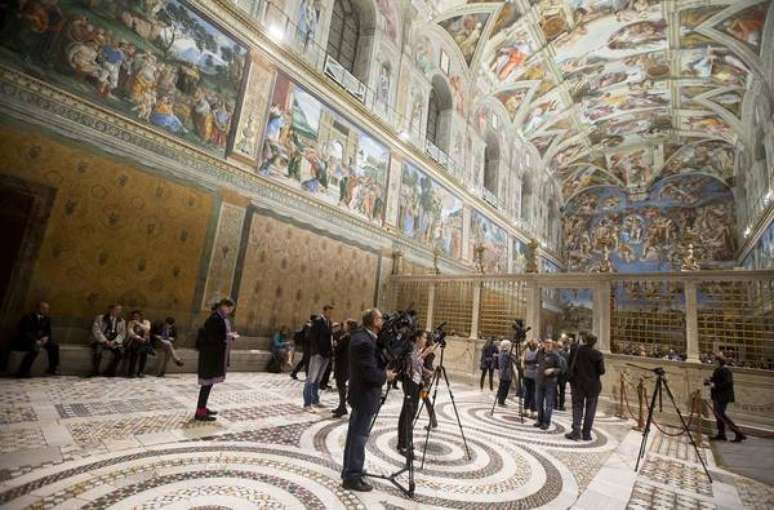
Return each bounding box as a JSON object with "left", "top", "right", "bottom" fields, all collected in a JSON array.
[
  {"left": 511, "top": 319, "right": 531, "bottom": 341},
  {"left": 377, "top": 309, "right": 419, "bottom": 370},
  {"left": 430, "top": 321, "right": 448, "bottom": 348}
]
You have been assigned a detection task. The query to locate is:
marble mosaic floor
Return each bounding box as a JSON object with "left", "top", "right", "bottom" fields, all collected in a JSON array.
[{"left": 0, "top": 373, "right": 771, "bottom": 509}]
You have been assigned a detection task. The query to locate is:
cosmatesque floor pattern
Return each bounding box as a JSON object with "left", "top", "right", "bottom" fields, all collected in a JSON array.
[{"left": 0, "top": 373, "right": 770, "bottom": 509}]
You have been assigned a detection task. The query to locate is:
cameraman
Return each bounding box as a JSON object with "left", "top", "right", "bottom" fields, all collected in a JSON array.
[
  {"left": 341, "top": 308, "right": 396, "bottom": 492},
  {"left": 397, "top": 330, "right": 433, "bottom": 455}
]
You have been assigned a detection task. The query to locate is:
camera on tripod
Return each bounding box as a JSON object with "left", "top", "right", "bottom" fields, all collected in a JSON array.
[
  {"left": 430, "top": 321, "right": 447, "bottom": 348},
  {"left": 511, "top": 319, "right": 531, "bottom": 341},
  {"left": 377, "top": 309, "right": 419, "bottom": 374}
]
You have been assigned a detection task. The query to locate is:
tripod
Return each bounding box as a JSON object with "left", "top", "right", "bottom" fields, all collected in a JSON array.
[
  {"left": 631, "top": 364, "right": 712, "bottom": 483},
  {"left": 489, "top": 337, "right": 525, "bottom": 423},
  {"left": 413, "top": 345, "right": 471, "bottom": 470},
  {"left": 367, "top": 373, "right": 416, "bottom": 497}
]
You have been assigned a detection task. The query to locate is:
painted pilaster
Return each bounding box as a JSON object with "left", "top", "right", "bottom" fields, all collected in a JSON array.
[
  {"left": 525, "top": 281, "right": 541, "bottom": 341},
  {"left": 426, "top": 283, "right": 436, "bottom": 331},
  {"left": 685, "top": 281, "right": 700, "bottom": 363},
  {"left": 470, "top": 283, "right": 481, "bottom": 339},
  {"left": 593, "top": 282, "right": 612, "bottom": 354}
]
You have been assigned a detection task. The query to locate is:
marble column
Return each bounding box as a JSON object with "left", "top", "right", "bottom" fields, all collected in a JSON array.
[
  {"left": 685, "top": 281, "right": 700, "bottom": 363},
  {"left": 426, "top": 283, "right": 436, "bottom": 331},
  {"left": 525, "top": 282, "right": 541, "bottom": 341},
  {"left": 593, "top": 282, "right": 611, "bottom": 354},
  {"left": 470, "top": 283, "right": 481, "bottom": 339}
]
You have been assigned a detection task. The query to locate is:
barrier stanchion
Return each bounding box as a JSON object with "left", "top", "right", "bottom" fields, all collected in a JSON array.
[
  {"left": 635, "top": 378, "right": 645, "bottom": 431},
  {"left": 616, "top": 372, "right": 625, "bottom": 419}
]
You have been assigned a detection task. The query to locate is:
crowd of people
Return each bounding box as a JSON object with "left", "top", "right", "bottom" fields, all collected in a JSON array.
[
  {"left": 5, "top": 300, "right": 752, "bottom": 490},
  {"left": 613, "top": 341, "right": 773, "bottom": 370},
  {"left": 487, "top": 334, "right": 604, "bottom": 439}
]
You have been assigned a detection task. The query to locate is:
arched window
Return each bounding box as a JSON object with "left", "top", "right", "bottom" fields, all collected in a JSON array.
[
  {"left": 484, "top": 133, "right": 499, "bottom": 197},
  {"left": 426, "top": 88, "right": 441, "bottom": 146},
  {"left": 426, "top": 75, "right": 453, "bottom": 151},
  {"left": 327, "top": 0, "right": 360, "bottom": 74},
  {"left": 521, "top": 174, "right": 533, "bottom": 223}
]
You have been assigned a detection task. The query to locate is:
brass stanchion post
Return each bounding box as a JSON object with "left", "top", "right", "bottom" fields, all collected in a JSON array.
[{"left": 635, "top": 377, "right": 645, "bottom": 431}]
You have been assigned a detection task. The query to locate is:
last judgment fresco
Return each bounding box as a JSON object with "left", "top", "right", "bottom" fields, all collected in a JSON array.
[
  {"left": 0, "top": 0, "right": 248, "bottom": 157},
  {"left": 563, "top": 176, "right": 737, "bottom": 272}
]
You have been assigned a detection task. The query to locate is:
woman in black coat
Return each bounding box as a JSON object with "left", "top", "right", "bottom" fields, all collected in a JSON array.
[{"left": 195, "top": 298, "right": 238, "bottom": 421}]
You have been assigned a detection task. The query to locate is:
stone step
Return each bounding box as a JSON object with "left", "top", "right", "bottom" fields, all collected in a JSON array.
[{"left": 4, "top": 345, "right": 297, "bottom": 377}]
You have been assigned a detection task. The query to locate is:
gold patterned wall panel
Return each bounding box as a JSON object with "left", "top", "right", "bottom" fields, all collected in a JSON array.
[
  {"left": 201, "top": 202, "right": 247, "bottom": 309},
  {"left": 235, "top": 212, "right": 379, "bottom": 335},
  {"left": 0, "top": 124, "right": 213, "bottom": 324}
]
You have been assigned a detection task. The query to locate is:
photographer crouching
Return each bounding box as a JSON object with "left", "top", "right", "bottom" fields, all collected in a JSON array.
[{"left": 341, "top": 308, "right": 397, "bottom": 492}]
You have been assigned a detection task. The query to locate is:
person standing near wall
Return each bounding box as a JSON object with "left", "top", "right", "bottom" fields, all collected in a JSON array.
[
  {"left": 522, "top": 339, "right": 539, "bottom": 418},
  {"left": 303, "top": 305, "right": 334, "bottom": 412},
  {"left": 496, "top": 339, "right": 513, "bottom": 406},
  {"left": 479, "top": 337, "right": 498, "bottom": 391},
  {"left": 195, "top": 298, "right": 239, "bottom": 422},
  {"left": 565, "top": 333, "right": 605, "bottom": 441},
  {"left": 341, "top": 308, "right": 396, "bottom": 492},
  {"left": 332, "top": 319, "right": 356, "bottom": 418},
  {"left": 534, "top": 339, "right": 561, "bottom": 430},
  {"left": 707, "top": 352, "right": 747, "bottom": 442}
]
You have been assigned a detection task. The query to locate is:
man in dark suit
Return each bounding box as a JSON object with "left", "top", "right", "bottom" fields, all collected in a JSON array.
[
  {"left": 341, "top": 308, "right": 396, "bottom": 492},
  {"left": 565, "top": 333, "right": 605, "bottom": 441},
  {"left": 303, "top": 305, "right": 334, "bottom": 411},
  {"left": 708, "top": 352, "right": 747, "bottom": 442},
  {"left": 13, "top": 301, "right": 59, "bottom": 377}
]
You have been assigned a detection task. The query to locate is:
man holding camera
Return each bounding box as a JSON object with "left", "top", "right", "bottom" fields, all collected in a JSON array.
[{"left": 341, "top": 308, "right": 396, "bottom": 492}]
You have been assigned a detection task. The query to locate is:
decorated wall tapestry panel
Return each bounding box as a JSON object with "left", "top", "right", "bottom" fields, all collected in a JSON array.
[
  {"left": 235, "top": 211, "right": 379, "bottom": 336},
  {"left": 0, "top": 0, "right": 248, "bottom": 157},
  {"left": 201, "top": 202, "right": 247, "bottom": 309},
  {"left": 259, "top": 72, "right": 390, "bottom": 225},
  {"left": 398, "top": 161, "right": 463, "bottom": 259},
  {"left": 564, "top": 175, "right": 736, "bottom": 272},
  {"left": 0, "top": 123, "right": 213, "bottom": 324}
]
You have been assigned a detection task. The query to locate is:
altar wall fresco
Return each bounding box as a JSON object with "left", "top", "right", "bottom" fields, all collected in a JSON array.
[{"left": 563, "top": 175, "right": 737, "bottom": 272}]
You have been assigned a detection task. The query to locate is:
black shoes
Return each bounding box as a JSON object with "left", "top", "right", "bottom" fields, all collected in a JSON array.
[
  {"left": 194, "top": 413, "right": 216, "bottom": 421},
  {"left": 290, "top": 373, "right": 298, "bottom": 380},
  {"left": 206, "top": 408, "right": 218, "bottom": 416},
  {"left": 710, "top": 435, "right": 727, "bottom": 441},
  {"left": 331, "top": 408, "right": 348, "bottom": 418},
  {"left": 581, "top": 434, "right": 592, "bottom": 441},
  {"left": 342, "top": 478, "right": 373, "bottom": 492},
  {"left": 532, "top": 422, "right": 542, "bottom": 428},
  {"left": 565, "top": 432, "right": 580, "bottom": 441},
  {"left": 731, "top": 434, "right": 747, "bottom": 443}
]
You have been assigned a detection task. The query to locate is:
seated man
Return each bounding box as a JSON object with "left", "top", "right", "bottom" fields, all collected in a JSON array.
[
  {"left": 126, "top": 310, "right": 153, "bottom": 378},
  {"left": 90, "top": 304, "right": 126, "bottom": 377},
  {"left": 151, "top": 317, "right": 184, "bottom": 377},
  {"left": 13, "top": 301, "right": 59, "bottom": 377}
]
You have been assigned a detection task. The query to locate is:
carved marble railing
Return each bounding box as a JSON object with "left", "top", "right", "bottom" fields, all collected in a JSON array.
[
  {"left": 381, "top": 270, "right": 774, "bottom": 428},
  {"left": 381, "top": 270, "right": 774, "bottom": 365}
]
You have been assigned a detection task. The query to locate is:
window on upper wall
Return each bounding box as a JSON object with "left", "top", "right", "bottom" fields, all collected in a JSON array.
[
  {"left": 327, "top": 0, "right": 360, "bottom": 75},
  {"left": 484, "top": 133, "right": 499, "bottom": 197},
  {"left": 426, "top": 75, "right": 453, "bottom": 152},
  {"left": 521, "top": 174, "right": 533, "bottom": 223},
  {"left": 427, "top": 88, "right": 441, "bottom": 147}
]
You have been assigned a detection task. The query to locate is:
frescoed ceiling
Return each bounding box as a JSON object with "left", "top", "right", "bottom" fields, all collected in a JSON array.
[{"left": 424, "top": 0, "right": 773, "bottom": 202}]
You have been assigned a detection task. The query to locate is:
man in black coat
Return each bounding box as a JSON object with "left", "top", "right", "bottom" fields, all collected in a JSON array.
[
  {"left": 13, "top": 301, "right": 59, "bottom": 377},
  {"left": 565, "top": 333, "right": 605, "bottom": 441},
  {"left": 708, "top": 353, "right": 747, "bottom": 442},
  {"left": 341, "top": 308, "right": 396, "bottom": 492},
  {"left": 290, "top": 315, "right": 315, "bottom": 380}
]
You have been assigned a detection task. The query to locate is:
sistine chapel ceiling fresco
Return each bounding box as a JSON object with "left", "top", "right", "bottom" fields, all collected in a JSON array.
[{"left": 421, "top": 0, "right": 772, "bottom": 206}]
